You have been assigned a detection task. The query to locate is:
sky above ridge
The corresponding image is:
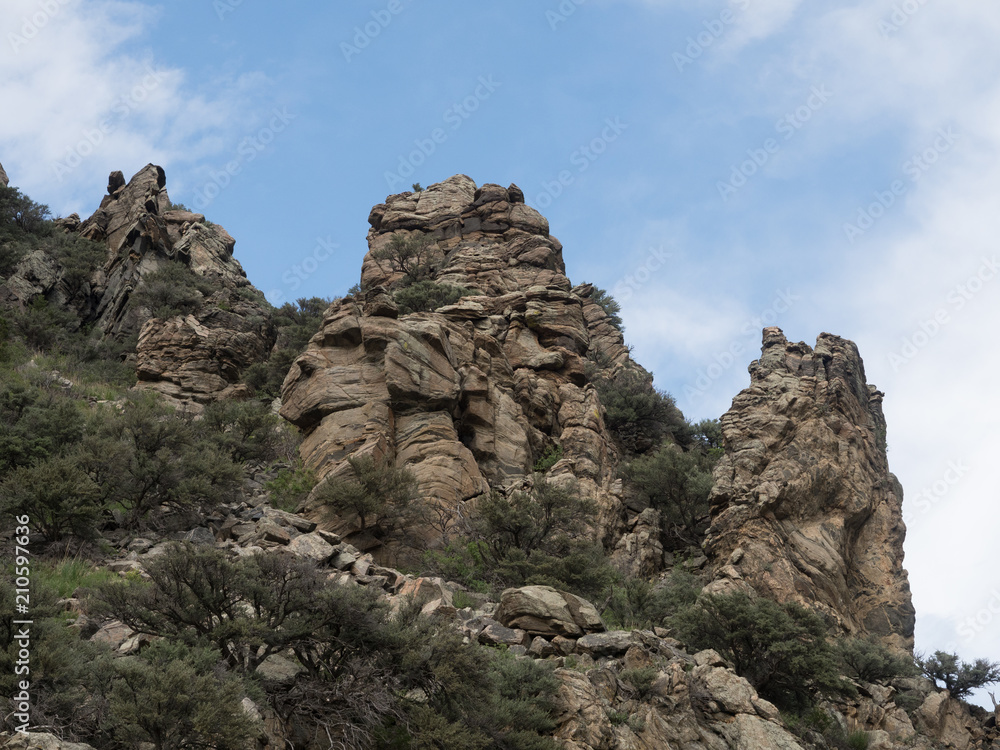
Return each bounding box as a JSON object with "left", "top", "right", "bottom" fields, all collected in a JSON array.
[{"left": 2, "top": 0, "right": 999, "bottom": 707}]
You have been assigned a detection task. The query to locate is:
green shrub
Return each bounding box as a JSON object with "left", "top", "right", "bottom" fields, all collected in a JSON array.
[
  {"left": 915, "top": 650, "right": 1000, "bottom": 699},
  {"left": 835, "top": 636, "right": 917, "bottom": 684},
  {"left": 244, "top": 297, "right": 330, "bottom": 400},
  {"left": 371, "top": 232, "right": 439, "bottom": 283},
  {"left": 425, "top": 477, "right": 616, "bottom": 600},
  {"left": 587, "top": 285, "right": 624, "bottom": 332},
  {"left": 603, "top": 570, "right": 700, "bottom": 630},
  {"left": 0, "top": 455, "right": 103, "bottom": 543},
  {"left": 128, "top": 260, "right": 215, "bottom": 318},
  {"left": 0, "top": 184, "right": 51, "bottom": 235},
  {"left": 847, "top": 730, "right": 871, "bottom": 750},
  {"left": 623, "top": 444, "right": 716, "bottom": 549},
  {"left": 315, "top": 454, "right": 427, "bottom": 547},
  {"left": 620, "top": 667, "right": 658, "bottom": 699},
  {"left": 201, "top": 398, "right": 282, "bottom": 463},
  {"left": 593, "top": 368, "right": 686, "bottom": 453},
  {"left": 671, "top": 591, "right": 852, "bottom": 709},
  {"left": 394, "top": 279, "right": 471, "bottom": 314},
  {"left": 533, "top": 443, "right": 563, "bottom": 473},
  {"left": 265, "top": 462, "right": 317, "bottom": 512},
  {"left": 105, "top": 640, "right": 255, "bottom": 750}
]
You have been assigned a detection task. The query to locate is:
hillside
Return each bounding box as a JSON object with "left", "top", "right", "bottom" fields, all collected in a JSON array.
[{"left": 0, "top": 163, "right": 997, "bottom": 750}]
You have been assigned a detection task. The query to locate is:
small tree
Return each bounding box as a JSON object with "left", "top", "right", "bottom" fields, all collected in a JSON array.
[
  {"left": 588, "top": 286, "right": 624, "bottom": 332},
  {"left": 315, "top": 454, "right": 427, "bottom": 546},
  {"left": 106, "top": 640, "right": 255, "bottom": 750},
  {"left": 623, "top": 444, "right": 715, "bottom": 548},
  {"left": 370, "top": 233, "right": 439, "bottom": 283},
  {"left": 0, "top": 184, "right": 51, "bottom": 234},
  {"left": 394, "top": 280, "right": 471, "bottom": 314},
  {"left": 835, "top": 636, "right": 917, "bottom": 684},
  {"left": 672, "top": 591, "right": 852, "bottom": 709},
  {"left": 916, "top": 651, "right": 1000, "bottom": 699},
  {"left": 128, "top": 261, "right": 215, "bottom": 318},
  {"left": 593, "top": 368, "right": 687, "bottom": 453},
  {"left": 0, "top": 455, "right": 103, "bottom": 543}
]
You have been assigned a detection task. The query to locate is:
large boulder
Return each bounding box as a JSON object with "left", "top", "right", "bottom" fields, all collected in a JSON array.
[{"left": 495, "top": 585, "right": 604, "bottom": 637}]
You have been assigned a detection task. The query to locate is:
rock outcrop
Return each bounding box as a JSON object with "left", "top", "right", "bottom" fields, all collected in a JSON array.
[
  {"left": 704, "top": 328, "right": 915, "bottom": 649},
  {"left": 74, "top": 165, "right": 275, "bottom": 409},
  {"left": 0, "top": 161, "right": 8, "bottom": 187},
  {"left": 280, "top": 175, "right": 643, "bottom": 550}
]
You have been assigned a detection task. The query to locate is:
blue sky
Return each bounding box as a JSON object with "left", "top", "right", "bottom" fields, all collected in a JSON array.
[{"left": 3, "top": 0, "right": 999, "bottom": 706}]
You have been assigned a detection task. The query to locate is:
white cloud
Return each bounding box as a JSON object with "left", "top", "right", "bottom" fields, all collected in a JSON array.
[{"left": 0, "top": 0, "right": 267, "bottom": 216}]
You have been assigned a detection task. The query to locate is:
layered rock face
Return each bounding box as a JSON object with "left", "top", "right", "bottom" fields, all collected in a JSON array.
[
  {"left": 704, "top": 328, "right": 915, "bottom": 649},
  {"left": 280, "top": 175, "right": 637, "bottom": 546},
  {"left": 76, "top": 165, "right": 275, "bottom": 408}
]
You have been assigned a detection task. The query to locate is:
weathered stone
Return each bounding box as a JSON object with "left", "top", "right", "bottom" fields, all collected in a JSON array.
[
  {"left": 915, "top": 692, "right": 976, "bottom": 750},
  {"left": 286, "top": 532, "right": 335, "bottom": 563},
  {"left": 0, "top": 161, "right": 8, "bottom": 187},
  {"left": 280, "top": 176, "right": 653, "bottom": 558},
  {"left": 716, "top": 714, "right": 806, "bottom": 749},
  {"left": 705, "top": 328, "right": 915, "bottom": 650},
  {"left": 574, "top": 631, "right": 637, "bottom": 658},
  {"left": 255, "top": 654, "right": 305, "bottom": 684},
  {"left": 181, "top": 527, "right": 216, "bottom": 545},
  {"left": 528, "top": 636, "right": 559, "bottom": 658},
  {"left": 478, "top": 621, "right": 528, "bottom": 647},
  {"left": 90, "top": 620, "right": 134, "bottom": 650},
  {"left": 692, "top": 664, "right": 757, "bottom": 714},
  {"left": 495, "top": 585, "right": 605, "bottom": 637},
  {"left": 254, "top": 522, "right": 290, "bottom": 545},
  {"left": 0, "top": 732, "right": 97, "bottom": 750},
  {"left": 397, "top": 577, "right": 453, "bottom": 608}
]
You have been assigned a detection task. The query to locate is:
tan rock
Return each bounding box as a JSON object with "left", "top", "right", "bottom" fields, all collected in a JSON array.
[
  {"left": 495, "top": 585, "right": 605, "bottom": 638},
  {"left": 915, "top": 692, "right": 976, "bottom": 750},
  {"left": 705, "top": 328, "right": 915, "bottom": 649},
  {"left": 0, "top": 732, "right": 97, "bottom": 750},
  {"left": 281, "top": 175, "right": 652, "bottom": 562}
]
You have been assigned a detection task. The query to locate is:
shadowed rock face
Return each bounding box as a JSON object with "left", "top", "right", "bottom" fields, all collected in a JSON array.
[
  {"left": 280, "top": 175, "right": 646, "bottom": 553},
  {"left": 704, "top": 327, "right": 915, "bottom": 650},
  {"left": 77, "top": 164, "right": 275, "bottom": 409}
]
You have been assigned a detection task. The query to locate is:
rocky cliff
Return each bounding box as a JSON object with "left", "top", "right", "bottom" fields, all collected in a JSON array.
[
  {"left": 704, "top": 328, "right": 915, "bottom": 650},
  {"left": 280, "top": 175, "right": 644, "bottom": 555}
]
